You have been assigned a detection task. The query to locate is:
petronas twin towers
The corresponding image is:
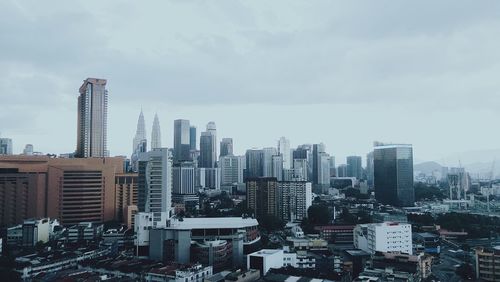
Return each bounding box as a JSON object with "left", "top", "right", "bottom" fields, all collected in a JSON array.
[{"left": 133, "top": 110, "right": 162, "bottom": 153}]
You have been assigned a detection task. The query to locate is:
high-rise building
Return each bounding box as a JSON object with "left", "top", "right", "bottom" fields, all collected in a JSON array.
[
  {"left": 220, "top": 138, "right": 233, "bottom": 157},
  {"left": 151, "top": 113, "right": 161, "bottom": 150},
  {"left": 0, "top": 138, "right": 13, "bottom": 155},
  {"left": 189, "top": 126, "right": 197, "bottom": 151},
  {"left": 220, "top": 155, "right": 245, "bottom": 185},
  {"left": 292, "top": 159, "right": 308, "bottom": 181},
  {"left": 247, "top": 177, "right": 312, "bottom": 222},
  {"left": 246, "top": 177, "right": 278, "bottom": 219},
  {"left": 262, "top": 147, "right": 277, "bottom": 177},
  {"left": 277, "top": 181, "right": 312, "bottom": 222},
  {"left": 138, "top": 148, "right": 173, "bottom": 222},
  {"left": 115, "top": 173, "right": 138, "bottom": 223},
  {"left": 475, "top": 247, "right": 500, "bottom": 281},
  {"left": 278, "top": 137, "right": 291, "bottom": 169},
  {"left": 366, "top": 151, "right": 374, "bottom": 187},
  {"left": 200, "top": 122, "right": 217, "bottom": 168},
  {"left": 23, "top": 144, "right": 34, "bottom": 156},
  {"left": 347, "top": 156, "right": 363, "bottom": 179},
  {"left": 132, "top": 110, "right": 146, "bottom": 153},
  {"left": 131, "top": 111, "right": 147, "bottom": 172},
  {"left": 173, "top": 119, "right": 191, "bottom": 163},
  {"left": 374, "top": 143, "right": 414, "bottom": 207},
  {"left": 272, "top": 155, "right": 283, "bottom": 181},
  {"left": 337, "top": 164, "right": 347, "bottom": 177},
  {"left": 245, "top": 149, "right": 263, "bottom": 179},
  {"left": 312, "top": 144, "right": 330, "bottom": 188},
  {"left": 173, "top": 162, "right": 196, "bottom": 196},
  {"left": 76, "top": 78, "right": 108, "bottom": 158}
]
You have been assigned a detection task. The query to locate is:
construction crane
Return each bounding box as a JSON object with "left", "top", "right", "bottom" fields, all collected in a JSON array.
[{"left": 488, "top": 160, "right": 496, "bottom": 213}]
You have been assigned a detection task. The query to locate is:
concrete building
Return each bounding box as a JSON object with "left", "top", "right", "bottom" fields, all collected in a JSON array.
[
  {"left": 247, "top": 249, "right": 284, "bottom": 276},
  {"left": 278, "top": 137, "right": 291, "bottom": 170},
  {"left": 262, "top": 148, "right": 277, "bottom": 177},
  {"left": 277, "top": 181, "right": 312, "bottom": 222},
  {"left": 272, "top": 155, "right": 283, "bottom": 181},
  {"left": 134, "top": 212, "right": 170, "bottom": 256},
  {"left": 138, "top": 148, "right": 173, "bottom": 222},
  {"left": 174, "top": 119, "right": 192, "bottom": 163},
  {"left": 220, "top": 138, "right": 233, "bottom": 157},
  {"left": 21, "top": 218, "right": 50, "bottom": 247},
  {"left": 246, "top": 177, "right": 278, "bottom": 219},
  {"left": 146, "top": 263, "right": 213, "bottom": 282},
  {"left": 220, "top": 155, "right": 245, "bottom": 185},
  {"left": 475, "top": 246, "right": 500, "bottom": 281},
  {"left": 0, "top": 156, "right": 124, "bottom": 226},
  {"left": 199, "top": 122, "right": 217, "bottom": 169},
  {"left": 354, "top": 222, "right": 412, "bottom": 255},
  {"left": 346, "top": 156, "right": 363, "bottom": 179},
  {"left": 115, "top": 173, "right": 138, "bottom": 223},
  {"left": 245, "top": 149, "right": 263, "bottom": 179},
  {"left": 23, "top": 144, "right": 34, "bottom": 156},
  {"left": 374, "top": 143, "right": 414, "bottom": 207},
  {"left": 370, "top": 251, "right": 432, "bottom": 281},
  {"left": 67, "top": 222, "right": 103, "bottom": 242},
  {"left": 149, "top": 217, "right": 260, "bottom": 270},
  {"left": 76, "top": 78, "right": 108, "bottom": 158},
  {"left": 0, "top": 137, "right": 13, "bottom": 155}
]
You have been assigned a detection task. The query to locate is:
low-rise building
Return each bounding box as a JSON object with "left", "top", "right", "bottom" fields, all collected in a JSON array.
[
  {"left": 370, "top": 251, "right": 432, "bottom": 280},
  {"left": 354, "top": 222, "right": 412, "bottom": 255},
  {"left": 413, "top": 232, "right": 440, "bottom": 255},
  {"left": 475, "top": 246, "right": 500, "bottom": 281},
  {"left": 67, "top": 222, "right": 103, "bottom": 243},
  {"left": 314, "top": 225, "right": 355, "bottom": 244},
  {"left": 146, "top": 263, "right": 212, "bottom": 282},
  {"left": 247, "top": 249, "right": 284, "bottom": 276}
]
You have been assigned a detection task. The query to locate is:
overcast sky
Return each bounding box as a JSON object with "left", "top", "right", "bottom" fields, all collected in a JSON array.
[{"left": 1, "top": 0, "right": 500, "bottom": 165}]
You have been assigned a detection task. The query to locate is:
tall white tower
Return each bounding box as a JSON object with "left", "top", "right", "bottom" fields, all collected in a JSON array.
[
  {"left": 151, "top": 113, "right": 162, "bottom": 150},
  {"left": 278, "top": 137, "right": 291, "bottom": 169}
]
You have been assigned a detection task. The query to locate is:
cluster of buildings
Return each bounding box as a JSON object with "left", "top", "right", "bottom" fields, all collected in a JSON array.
[{"left": 0, "top": 77, "right": 444, "bottom": 282}]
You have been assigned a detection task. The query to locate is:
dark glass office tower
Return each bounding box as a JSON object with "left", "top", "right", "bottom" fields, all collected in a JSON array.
[
  {"left": 346, "top": 156, "right": 363, "bottom": 179},
  {"left": 173, "top": 119, "right": 191, "bottom": 162},
  {"left": 374, "top": 144, "right": 414, "bottom": 207},
  {"left": 189, "top": 126, "right": 197, "bottom": 151}
]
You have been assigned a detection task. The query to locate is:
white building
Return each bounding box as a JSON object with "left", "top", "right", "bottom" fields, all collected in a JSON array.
[
  {"left": 278, "top": 137, "right": 291, "bottom": 169},
  {"left": 134, "top": 212, "right": 169, "bottom": 255},
  {"left": 247, "top": 249, "right": 285, "bottom": 275},
  {"left": 219, "top": 155, "right": 245, "bottom": 185},
  {"left": 277, "top": 181, "right": 312, "bottom": 222},
  {"left": 140, "top": 148, "right": 173, "bottom": 221},
  {"left": 21, "top": 218, "right": 50, "bottom": 247},
  {"left": 354, "top": 222, "right": 413, "bottom": 255}
]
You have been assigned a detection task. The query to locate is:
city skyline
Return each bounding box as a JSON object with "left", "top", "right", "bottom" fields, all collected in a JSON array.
[{"left": 2, "top": 1, "right": 500, "bottom": 164}]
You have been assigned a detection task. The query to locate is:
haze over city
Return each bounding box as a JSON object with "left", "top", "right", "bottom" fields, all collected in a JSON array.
[{"left": 2, "top": 0, "right": 500, "bottom": 164}]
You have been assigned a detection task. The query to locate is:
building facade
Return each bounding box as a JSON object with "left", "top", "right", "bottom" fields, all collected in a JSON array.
[
  {"left": 76, "top": 78, "right": 108, "bottom": 158},
  {"left": 374, "top": 143, "right": 414, "bottom": 207}
]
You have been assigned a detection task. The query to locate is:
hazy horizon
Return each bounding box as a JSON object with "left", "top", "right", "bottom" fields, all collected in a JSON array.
[{"left": 2, "top": 1, "right": 500, "bottom": 164}]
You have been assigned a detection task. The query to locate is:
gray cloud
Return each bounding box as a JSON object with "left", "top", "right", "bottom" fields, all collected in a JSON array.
[{"left": 1, "top": 0, "right": 500, "bottom": 160}]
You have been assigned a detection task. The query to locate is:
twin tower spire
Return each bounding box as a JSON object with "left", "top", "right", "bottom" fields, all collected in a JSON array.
[{"left": 133, "top": 110, "right": 161, "bottom": 152}]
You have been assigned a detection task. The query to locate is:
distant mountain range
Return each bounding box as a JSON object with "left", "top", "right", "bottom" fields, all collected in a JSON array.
[{"left": 415, "top": 149, "right": 500, "bottom": 179}]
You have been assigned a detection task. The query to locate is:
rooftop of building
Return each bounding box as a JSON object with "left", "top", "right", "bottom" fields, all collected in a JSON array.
[
  {"left": 344, "top": 249, "right": 371, "bottom": 257},
  {"left": 249, "top": 249, "right": 283, "bottom": 257},
  {"left": 170, "top": 217, "right": 258, "bottom": 230},
  {"left": 415, "top": 232, "right": 439, "bottom": 238}
]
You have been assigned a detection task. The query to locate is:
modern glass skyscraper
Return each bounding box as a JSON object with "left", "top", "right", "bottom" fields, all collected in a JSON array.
[
  {"left": 173, "top": 119, "right": 191, "bottom": 163},
  {"left": 0, "top": 138, "right": 13, "bottom": 155},
  {"left": 189, "top": 126, "right": 197, "bottom": 151},
  {"left": 346, "top": 156, "right": 363, "bottom": 179},
  {"left": 278, "top": 137, "right": 291, "bottom": 169},
  {"left": 374, "top": 144, "right": 414, "bottom": 207},
  {"left": 133, "top": 110, "right": 146, "bottom": 152},
  {"left": 245, "top": 149, "right": 263, "bottom": 179},
  {"left": 76, "top": 78, "right": 108, "bottom": 158},
  {"left": 199, "top": 122, "right": 217, "bottom": 168}
]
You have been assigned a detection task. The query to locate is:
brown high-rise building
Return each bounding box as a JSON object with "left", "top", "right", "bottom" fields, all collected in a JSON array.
[
  {"left": 115, "top": 173, "right": 138, "bottom": 223},
  {"left": 246, "top": 177, "right": 278, "bottom": 219},
  {"left": 0, "top": 156, "right": 124, "bottom": 226}
]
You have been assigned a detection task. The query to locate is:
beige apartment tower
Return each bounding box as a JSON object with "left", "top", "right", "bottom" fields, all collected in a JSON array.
[{"left": 76, "top": 78, "right": 108, "bottom": 158}]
